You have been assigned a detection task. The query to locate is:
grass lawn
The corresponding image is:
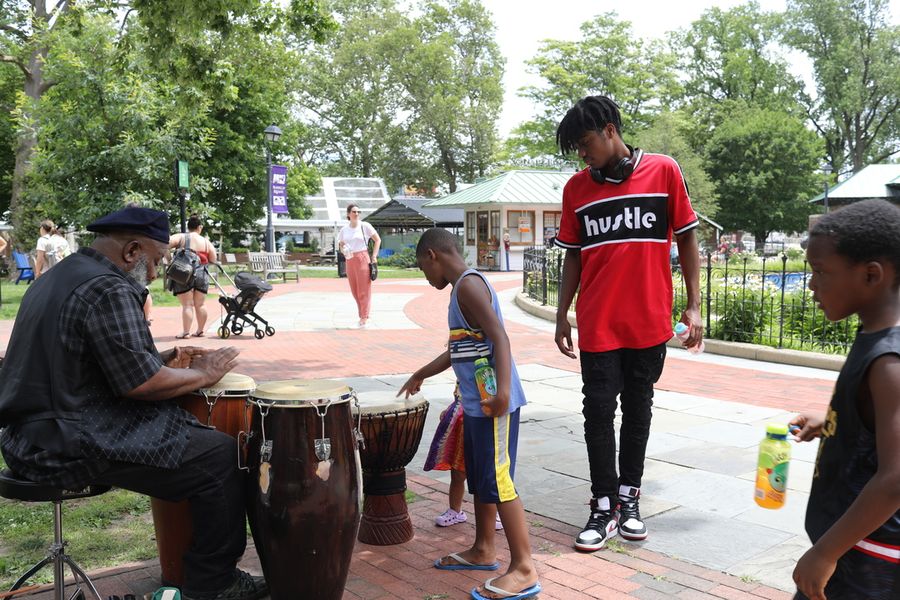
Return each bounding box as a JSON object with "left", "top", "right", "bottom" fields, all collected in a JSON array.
[{"left": 0, "top": 267, "right": 423, "bottom": 321}]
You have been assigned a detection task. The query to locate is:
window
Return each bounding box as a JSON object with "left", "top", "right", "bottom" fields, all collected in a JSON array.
[
  {"left": 543, "top": 211, "right": 561, "bottom": 245},
  {"left": 477, "top": 211, "right": 489, "bottom": 245},
  {"left": 490, "top": 211, "right": 500, "bottom": 246},
  {"left": 507, "top": 210, "right": 535, "bottom": 244},
  {"left": 466, "top": 212, "right": 476, "bottom": 244}
]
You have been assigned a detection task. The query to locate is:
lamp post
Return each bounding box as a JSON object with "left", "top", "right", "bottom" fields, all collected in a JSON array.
[
  {"left": 820, "top": 161, "right": 833, "bottom": 213},
  {"left": 263, "top": 124, "right": 282, "bottom": 252}
]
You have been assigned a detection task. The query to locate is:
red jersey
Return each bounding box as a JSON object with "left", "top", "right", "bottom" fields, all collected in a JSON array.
[{"left": 555, "top": 150, "right": 698, "bottom": 352}]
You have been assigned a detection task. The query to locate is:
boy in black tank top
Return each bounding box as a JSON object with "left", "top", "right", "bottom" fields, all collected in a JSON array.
[{"left": 790, "top": 199, "right": 900, "bottom": 600}]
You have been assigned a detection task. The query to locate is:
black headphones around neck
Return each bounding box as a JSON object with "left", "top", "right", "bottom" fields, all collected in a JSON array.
[{"left": 590, "top": 145, "right": 639, "bottom": 184}]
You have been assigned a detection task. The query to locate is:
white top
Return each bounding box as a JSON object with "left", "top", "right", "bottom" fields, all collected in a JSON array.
[{"left": 339, "top": 222, "right": 376, "bottom": 254}]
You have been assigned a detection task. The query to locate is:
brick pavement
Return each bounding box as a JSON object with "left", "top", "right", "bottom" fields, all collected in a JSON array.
[{"left": 1, "top": 274, "right": 827, "bottom": 599}]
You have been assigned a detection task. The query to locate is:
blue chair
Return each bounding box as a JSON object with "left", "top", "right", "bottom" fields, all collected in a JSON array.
[
  {"left": 377, "top": 248, "right": 395, "bottom": 259},
  {"left": 12, "top": 251, "right": 33, "bottom": 284}
]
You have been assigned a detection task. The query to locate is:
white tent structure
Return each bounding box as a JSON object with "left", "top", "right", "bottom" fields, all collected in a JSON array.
[{"left": 253, "top": 176, "right": 391, "bottom": 251}]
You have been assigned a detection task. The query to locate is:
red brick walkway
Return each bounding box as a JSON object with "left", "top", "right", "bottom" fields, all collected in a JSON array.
[{"left": 2, "top": 274, "right": 825, "bottom": 599}]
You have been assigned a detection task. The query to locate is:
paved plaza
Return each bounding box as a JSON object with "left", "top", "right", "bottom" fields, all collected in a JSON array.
[{"left": 0, "top": 272, "right": 839, "bottom": 599}]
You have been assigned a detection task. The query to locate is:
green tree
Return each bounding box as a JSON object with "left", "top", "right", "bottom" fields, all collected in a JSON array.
[
  {"left": 704, "top": 104, "right": 822, "bottom": 249},
  {"left": 507, "top": 13, "right": 680, "bottom": 160},
  {"left": 632, "top": 111, "right": 719, "bottom": 219},
  {"left": 393, "top": 0, "right": 505, "bottom": 191},
  {"left": 0, "top": 64, "right": 17, "bottom": 218},
  {"left": 292, "top": 0, "right": 411, "bottom": 186},
  {"left": 784, "top": 0, "right": 900, "bottom": 173}
]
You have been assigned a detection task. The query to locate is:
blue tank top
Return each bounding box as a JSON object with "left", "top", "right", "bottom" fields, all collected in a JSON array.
[{"left": 448, "top": 269, "right": 527, "bottom": 417}]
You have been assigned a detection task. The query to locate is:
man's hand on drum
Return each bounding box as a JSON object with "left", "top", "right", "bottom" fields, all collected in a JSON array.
[
  {"left": 191, "top": 346, "right": 240, "bottom": 385},
  {"left": 163, "top": 346, "right": 207, "bottom": 369},
  {"left": 397, "top": 373, "right": 423, "bottom": 399},
  {"left": 480, "top": 390, "right": 509, "bottom": 418}
]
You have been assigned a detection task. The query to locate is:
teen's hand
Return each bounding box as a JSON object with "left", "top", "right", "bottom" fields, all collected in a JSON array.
[
  {"left": 793, "top": 546, "right": 834, "bottom": 600},
  {"left": 397, "top": 372, "right": 424, "bottom": 399},
  {"left": 480, "top": 391, "right": 509, "bottom": 418},
  {"left": 680, "top": 307, "right": 704, "bottom": 348},
  {"left": 789, "top": 414, "right": 825, "bottom": 442},
  {"left": 555, "top": 317, "right": 576, "bottom": 359}
]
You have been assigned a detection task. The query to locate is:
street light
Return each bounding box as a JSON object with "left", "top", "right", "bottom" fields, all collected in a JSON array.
[
  {"left": 263, "top": 124, "right": 282, "bottom": 252},
  {"left": 820, "top": 161, "right": 833, "bottom": 213}
]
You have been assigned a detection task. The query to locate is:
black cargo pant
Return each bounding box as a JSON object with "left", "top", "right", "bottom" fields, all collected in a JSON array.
[
  {"left": 93, "top": 425, "right": 247, "bottom": 595},
  {"left": 580, "top": 342, "right": 667, "bottom": 501}
]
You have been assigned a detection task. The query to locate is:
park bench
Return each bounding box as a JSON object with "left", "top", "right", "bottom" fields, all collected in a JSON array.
[
  {"left": 307, "top": 252, "right": 336, "bottom": 266},
  {"left": 248, "top": 251, "right": 300, "bottom": 282}
]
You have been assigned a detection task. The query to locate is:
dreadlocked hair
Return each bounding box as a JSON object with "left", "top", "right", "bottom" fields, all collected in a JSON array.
[{"left": 556, "top": 95, "right": 623, "bottom": 155}]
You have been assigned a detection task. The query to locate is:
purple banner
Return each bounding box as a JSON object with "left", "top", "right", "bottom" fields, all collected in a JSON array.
[{"left": 269, "top": 164, "right": 288, "bottom": 214}]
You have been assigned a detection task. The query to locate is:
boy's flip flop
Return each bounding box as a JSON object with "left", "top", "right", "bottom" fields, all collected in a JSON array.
[
  {"left": 434, "top": 552, "right": 500, "bottom": 571},
  {"left": 471, "top": 578, "right": 542, "bottom": 600}
]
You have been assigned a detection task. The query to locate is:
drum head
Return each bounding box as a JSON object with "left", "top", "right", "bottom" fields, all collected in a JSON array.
[
  {"left": 251, "top": 379, "right": 353, "bottom": 407},
  {"left": 200, "top": 372, "right": 256, "bottom": 396},
  {"left": 354, "top": 389, "right": 426, "bottom": 415}
]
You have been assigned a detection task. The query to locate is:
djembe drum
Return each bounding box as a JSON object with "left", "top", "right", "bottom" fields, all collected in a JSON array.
[
  {"left": 245, "top": 379, "right": 362, "bottom": 600},
  {"left": 150, "top": 372, "right": 255, "bottom": 587},
  {"left": 353, "top": 391, "right": 429, "bottom": 545}
]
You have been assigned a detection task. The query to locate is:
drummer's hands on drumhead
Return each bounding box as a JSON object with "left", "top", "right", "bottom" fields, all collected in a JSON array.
[
  {"left": 397, "top": 374, "right": 423, "bottom": 399},
  {"left": 165, "top": 346, "right": 207, "bottom": 369},
  {"left": 192, "top": 346, "right": 240, "bottom": 384}
]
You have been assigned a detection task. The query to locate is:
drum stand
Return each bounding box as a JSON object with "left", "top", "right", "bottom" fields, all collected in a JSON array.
[{"left": 358, "top": 469, "right": 413, "bottom": 545}]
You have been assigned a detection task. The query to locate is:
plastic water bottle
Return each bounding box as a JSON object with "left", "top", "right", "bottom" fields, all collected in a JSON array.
[
  {"left": 474, "top": 357, "right": 497, "bottom": 403},
  {"left": 754, "top": 423, "right": 791, "bottom": 509},
  {"left": 674, "top": 322, "right": 704, "bottom": 354}
]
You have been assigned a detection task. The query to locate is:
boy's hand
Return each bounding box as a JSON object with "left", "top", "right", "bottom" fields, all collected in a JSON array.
[
  {"left": 555, "top": 318, "right": 577, "bottom": 359},
  {"left": 793, "top": 546, "right": 834, "bottom": 600},
  {"left": 397, "top": 373, "right": 424, "bottom": 399},
  {"left": 789, "top": 413, "right": 824, "bottom": 441},
  {"left": 480, "top": 392, "right": 509, "bottom": 418}
]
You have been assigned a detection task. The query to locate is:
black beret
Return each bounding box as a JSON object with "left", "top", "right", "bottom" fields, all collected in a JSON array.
[{"left": 86, "top": 207, "right": 170, "bottom": 244}]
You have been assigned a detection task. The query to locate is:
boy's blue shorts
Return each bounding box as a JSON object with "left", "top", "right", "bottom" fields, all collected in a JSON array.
[{"left": 462, "top": 408, "right": 520, "bottom": 504}]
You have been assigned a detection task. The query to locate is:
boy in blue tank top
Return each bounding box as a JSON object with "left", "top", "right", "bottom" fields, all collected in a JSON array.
[
  {"left": 399, "top": 228, "right": 540, "bottom": 600},
  {"left": 790, "top": 200, "right": 900, "bottom": 600}
]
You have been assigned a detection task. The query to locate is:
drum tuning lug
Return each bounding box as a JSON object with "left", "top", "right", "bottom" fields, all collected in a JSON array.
[
  {"left": 315, "top": 437, "right": 332, "bottom": 461},
  {"left": 354, "top": 429, "right": 366, "bottom": 450}
]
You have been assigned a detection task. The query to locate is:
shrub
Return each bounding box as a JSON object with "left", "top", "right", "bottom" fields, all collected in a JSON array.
[
  {"left": 381, "top": 246, "right": 417, "bottom": 268},
  {"left": 712, "top": 288, "right": 770, "bottom": 343}
]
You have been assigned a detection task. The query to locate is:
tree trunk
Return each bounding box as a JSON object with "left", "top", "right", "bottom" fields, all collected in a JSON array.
[
  {"left": 754, "top": 232, "right": 768, "bottom": 255},
  {"left": 9, "top": 1, "right": 51, "bottom": 243}
]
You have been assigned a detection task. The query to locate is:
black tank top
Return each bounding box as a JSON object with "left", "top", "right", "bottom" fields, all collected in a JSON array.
[{"left": 806, "top": 326, "right": 900, "bottom": 547}]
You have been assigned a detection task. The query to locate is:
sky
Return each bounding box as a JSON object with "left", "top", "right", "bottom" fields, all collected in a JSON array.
[{"left": 479, "top": 0, "right": 900, "bottom": 136}]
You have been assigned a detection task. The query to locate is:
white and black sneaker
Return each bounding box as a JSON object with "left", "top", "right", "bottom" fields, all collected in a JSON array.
[
  {"left": 617, "top": 485, "right": 647, "bottom": 541},
  {"left": 574, "top": 496, "right": 618, "bottom": 552}
]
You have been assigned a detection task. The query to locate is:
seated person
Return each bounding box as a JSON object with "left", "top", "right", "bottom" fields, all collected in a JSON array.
[{"left": 0, "top": 206, "right": 266, "bottom": 600}]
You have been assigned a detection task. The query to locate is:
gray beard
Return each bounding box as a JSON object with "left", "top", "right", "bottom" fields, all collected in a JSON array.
[{"left": 126, "top": 254, "right": 150, "bottom": 288}]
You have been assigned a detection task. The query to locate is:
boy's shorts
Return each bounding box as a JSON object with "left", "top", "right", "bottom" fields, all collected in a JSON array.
[
  {"left": 793, "top": 543, "right": 900, "bottom": 600},
  {"left": 462, "top": 408, "right": 520, "bottom": 504}
]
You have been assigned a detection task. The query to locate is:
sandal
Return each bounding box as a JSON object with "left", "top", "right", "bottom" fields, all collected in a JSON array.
[
  {"left": 194, "top": 330, "right": 205, "bottom": 337},
  {"left": 175, "top": 332, "right": 191, "bottom": 339}
]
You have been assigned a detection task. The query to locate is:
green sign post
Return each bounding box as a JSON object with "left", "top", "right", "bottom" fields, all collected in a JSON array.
[{"left": 175, "top": 160, "right": 189, "bottom": 232}]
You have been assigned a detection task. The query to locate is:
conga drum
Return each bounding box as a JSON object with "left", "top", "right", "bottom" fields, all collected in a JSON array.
[
  {"left": 353, "top": 391, "right": 429, "bottom": 545},
  {"left": 246, "top": 379, "right": 362, "bottom": 600},
  {"left": 150, "top": 372, "right": 255, "bottom": 587}
]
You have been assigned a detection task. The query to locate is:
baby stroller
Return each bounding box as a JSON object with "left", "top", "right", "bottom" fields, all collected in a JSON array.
[{"left": 208, "top": 264, "right": 275, "bottom": 339}]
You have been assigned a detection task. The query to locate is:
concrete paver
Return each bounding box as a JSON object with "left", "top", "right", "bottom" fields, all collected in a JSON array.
[{"left": 1, "top": 273, "right": 831, "bottom": 599}]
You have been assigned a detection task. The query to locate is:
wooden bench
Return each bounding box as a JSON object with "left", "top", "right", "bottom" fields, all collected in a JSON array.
[
  {"left": 307, "top": 252, "right": 337, "bottom": 266},
  {"left": 248, "top": 251, "right": 300, "bottom": 282}
]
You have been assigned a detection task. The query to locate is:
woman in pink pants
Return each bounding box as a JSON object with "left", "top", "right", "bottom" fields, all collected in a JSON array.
[{"left": 338, "top": 204, "right": 381, "bottom": 327}]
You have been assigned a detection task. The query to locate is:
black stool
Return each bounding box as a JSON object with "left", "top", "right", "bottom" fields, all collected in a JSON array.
[{"left": 0, "top": 469, "right": 110, "bottom": 600}]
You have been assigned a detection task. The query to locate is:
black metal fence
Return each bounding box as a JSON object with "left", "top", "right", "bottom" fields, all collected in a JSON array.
[{"left": 522, "top": 247, "right": 857, "bottom": 355}]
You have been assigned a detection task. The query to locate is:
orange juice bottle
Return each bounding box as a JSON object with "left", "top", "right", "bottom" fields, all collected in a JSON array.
[{"left": 754, "top": 423, "right": 791, "bottom": 509}]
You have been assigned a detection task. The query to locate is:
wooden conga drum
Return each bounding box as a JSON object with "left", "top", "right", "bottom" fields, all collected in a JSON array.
[
  {"left": 150, "top": 372, "right": 255, "bottom": 587},
  {"left": 354, "top": 391, "right": 429, "bottom": 545},
  {"left": 246, "top": 380, "right": 362, "bottom": 600}
]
